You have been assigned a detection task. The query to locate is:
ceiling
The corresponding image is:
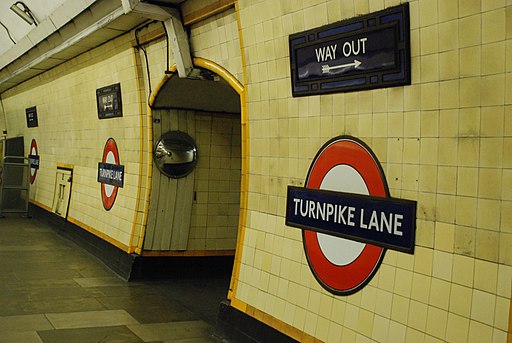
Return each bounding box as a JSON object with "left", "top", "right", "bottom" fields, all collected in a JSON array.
[
  {"left": 0, "top": 0, "right": 68, "bottom": 56},
  {"left": 0, "top": 0, "right": 185, "bottom": 93}
]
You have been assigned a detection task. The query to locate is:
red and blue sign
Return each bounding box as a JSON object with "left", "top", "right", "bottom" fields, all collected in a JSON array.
[
  {"left": 98, "top": 138, "right": 124, "bottom": 211},
  {"left": 28, "top": 138, "right": 39, "bottom": 184},
  {"left": 286, "top": 136, "right": 416, "bottom": 295}
]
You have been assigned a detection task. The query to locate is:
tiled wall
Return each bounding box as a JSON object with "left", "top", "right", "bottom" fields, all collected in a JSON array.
[
  {"left": 189, "top": 113, "right": 241, "bottom": 251},
  {"left": 233, "top": 0, "right": 511, "bottom": 342},
  {"left": 1, "top": 33, "right": 145, "bottom": 249},
  {"left": 1, "top": 0, "right": 510, "bottom": 340}
]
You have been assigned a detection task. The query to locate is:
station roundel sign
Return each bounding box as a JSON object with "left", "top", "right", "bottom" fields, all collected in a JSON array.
[
  {"left": 29, "top": 139, "right": 38, "bottom": 184},
  {"left": 303, "top": 136, "right": 388, "bottom": 295},
  {"left": 101, "top": 138, "right": 120, "bottom": 210}
]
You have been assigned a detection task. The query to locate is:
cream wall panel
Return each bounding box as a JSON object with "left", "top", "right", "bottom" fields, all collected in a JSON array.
[
  {"left": 1, "top": 32, "right": 145, "bottom": 249},
  {"left": 233, "top": 0, "right": 511, "bottom": 341}
]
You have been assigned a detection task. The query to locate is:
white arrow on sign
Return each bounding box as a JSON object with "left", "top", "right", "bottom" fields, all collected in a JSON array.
[{"left": 322, "top": 59, "right": 362, "bottom": 74}]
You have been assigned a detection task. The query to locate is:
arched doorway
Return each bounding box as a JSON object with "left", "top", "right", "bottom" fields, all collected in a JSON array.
[{"left": 142, "top": 58, "right": 247, "bottom": 300}]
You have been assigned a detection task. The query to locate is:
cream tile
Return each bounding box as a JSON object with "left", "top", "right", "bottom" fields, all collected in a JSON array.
[
  {"left": 459, "top": 0, "right": 481, "bottom": 17},
  {"left": 374, "top": 289, "right": 392, "bottom": 318},
  {"left": 473, "top": 259, "right": 498, "bottom": 293},
  {"left": 454, "top": 225, "right": 476, "bottom": 257},
  {"left": 425, "top": 306, "right": 448, "bottom": 340},
  {"left": 434, "top": 222, "right": 455, "bottom": 252},
  {"left": 458, "top": 138, "right": 479, "bottom": 167},
  {"left": 468, "top": 320, "right": 493, "bottom": 343},
  {"left": 438, "top": 141, "right": 457, "bottom": 166},
  {"left": 411, "top": 273, "right": 431, "bottom": 303},
  {"left": 439, "top": 50, "right": 459, "bottom": 80},
  {"left": 371, "top": 315, "right": 389, "bottom": 343},
  {"left": 475, "top": 229, "right": 499, "bottom": 262},
  {"left": 478, "top": 168, "right": 502, "bottom": 198},
  {"left": 419, "top": 0, "right": 438, "bottom": 27},
  {"left": 476, "top": 199, "right": 501, "bottom": 231},
  {"left": 439, "top": 80, "right": 459, "bottom": 109},
  {"left": 481, "top": 74, "right": 505, "bottom": 106},
  {"left": 420, "top": 83, "right": 439, "bottom": 110},
  {"left": 460, "top": 46, "right": 481, "bottom": 77},
  {"left": 452, "top": 254, "right": 475, "bottom": 287},
  {"left": 429, "top": 277, "right": 451, "bottom": 310},
  {"left": 471, "top": 289, "right": 496, "bottom": 326},
  {"left": 499, "top": 233, "right": 512, "bottom": 265},
  {"left": 439, "top": 0, "right": 458, "bottom": 22},
  {"left": 408, "top": 300, "right": 428, "bottom": 331},
  {"left": 482, "top": 8, "right": 506, "bottom": 43},
  {"left": 459, "top": 15, "right": 482, "bottom": 48},
  {"left": 449, "top": 283, "right": 473, "bottom": 317},
  {"left": 445, "top": 313, "right": 470, "bottom": 343},
  {"left": 481, "top": 42, "right": 506, "bottom": 75}
]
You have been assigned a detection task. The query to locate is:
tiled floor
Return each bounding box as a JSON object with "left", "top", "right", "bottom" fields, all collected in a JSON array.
[{"left": 0, "top": 217, "right": 231, "bottom": 342}]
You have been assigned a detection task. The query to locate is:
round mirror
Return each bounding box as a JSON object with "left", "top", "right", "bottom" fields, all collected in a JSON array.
[{"left": 154, "top": 131, "right": 197, "bottom": 178}]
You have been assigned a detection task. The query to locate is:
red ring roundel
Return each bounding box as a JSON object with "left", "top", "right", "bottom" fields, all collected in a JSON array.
[
  {"left": 29, "top": 139, "right": 38, "bottom": 184},
  {"left": 101, "top": 138, "right": 120, "bottom": 211},
  {"left": 303, "top": 136, "right": 388, "bottom": 295}
]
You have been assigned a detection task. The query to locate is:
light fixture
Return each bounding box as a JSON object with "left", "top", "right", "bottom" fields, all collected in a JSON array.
[{"left": 10, "top": 2, "right": 38, "bottom": 26}]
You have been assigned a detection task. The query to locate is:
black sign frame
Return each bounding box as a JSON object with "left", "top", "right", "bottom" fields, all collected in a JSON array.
[
  {"left": 96, "top": 83, "right": 123, "bottom": 119},
  {"left": 26, "top": 106, "right": 38, "bottom": 128},
  {"left": 289, "top": 3, "right": 410, "bottom": 96},
  {"left": 97, "top": 162, "right": 124, "bottom": 188},
  {"left": 28, "top": 154, "right": 40, "bottom": 169},
  {"left": 286, "top": 186, "right": 417, "bottom": 254}
]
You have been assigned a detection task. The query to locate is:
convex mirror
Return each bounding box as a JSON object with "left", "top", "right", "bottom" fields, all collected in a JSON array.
[{"left": 154, "top": 131, "right": 197, "bottom": 178}]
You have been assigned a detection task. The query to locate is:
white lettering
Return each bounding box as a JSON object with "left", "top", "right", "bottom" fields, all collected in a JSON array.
[
  {"left": 315, "top": 44, "right": 338, "bottom": 62},
  {"left": 347, "top": 207, "right": 355, "bottom": 226},
  {"left": 342, "top": 37, "right": 368, "bottom": 57},
  {"left": 360, "top": 208, "right": 368, "bottom": 229},
  {"left": 293, "top": 198, "right": 301, "bottom": 215},
  {"left": 368, "top": 210, "right": 379, "bottom": 231},
  {"left": 326, "top": 203, "right": 335, "bottom": 222},
  {"left": 381, "top": 211, "right": 392, "bottom": 234},
  {"left": 394, "top": 214, "right": 403, "bottom": 236}
]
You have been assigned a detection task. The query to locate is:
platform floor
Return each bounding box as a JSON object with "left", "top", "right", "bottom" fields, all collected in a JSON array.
[{"left": 0, "top": 217, "right": 231, "bottom": 342}]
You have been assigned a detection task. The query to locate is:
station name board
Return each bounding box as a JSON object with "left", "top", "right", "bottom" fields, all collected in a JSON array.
[
  {"left": 286, "top": 186, "right": 416, "bottom": 253},
  {"left": 289, "top": 4, "right": 410, "bottom": 96},
  {"left": 97, "top": 162, "right": 124, "bottom": 187}
]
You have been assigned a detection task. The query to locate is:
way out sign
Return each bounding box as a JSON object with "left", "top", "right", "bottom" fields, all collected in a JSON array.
[
  {"left": 285, "top": 136, "right": 416, "bottom": 295},
  {"left": 289, "top": 3, "right": 410, "bottom": 96}
]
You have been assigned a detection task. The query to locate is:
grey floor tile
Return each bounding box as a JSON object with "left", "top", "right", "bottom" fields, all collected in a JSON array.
[
  {"left": 0, "top": 217, "right": 232, "bottom": 342},
  {"left": 74, "top": 276, "right": 126, "bottom": 288},
  {"left": 46, "top": 310, "right": 140, "bottom": 329},
  {"left": 127, "top": 321, "right": 214, "bottom": 342},
  {"left": 23, "top": 297, "right": 107, "bottom": 315},
  {"left": 38, "top": 326, "right": 144, "bottom": 343},
  {"left": 0, "top": 331, "right": 44, "bottom": 343},
  {"left": 0, "top": 245, "right": 49, "bottom": 251},
  {"left": 0, "top": 314, "right": 54, "bottom": 332}
]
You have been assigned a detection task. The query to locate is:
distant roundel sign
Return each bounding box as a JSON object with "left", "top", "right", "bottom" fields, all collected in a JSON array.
[
  {"left": 98, "top": 138, "right": 124, "bottom": 211},
  {"left": 28, "top": 139, "right": 40, "bottom": 184},
  {"left": 286, "top": 136, "right": 416, "bottom": 295}
]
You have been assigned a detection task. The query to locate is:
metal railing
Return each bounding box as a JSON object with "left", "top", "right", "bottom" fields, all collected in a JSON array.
[{"left": 0, "top": 156, "right": 30, "bottom": 217}]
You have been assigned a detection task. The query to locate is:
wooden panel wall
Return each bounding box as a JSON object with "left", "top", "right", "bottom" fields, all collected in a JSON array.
[{"left": 144, "top": 109, "right": 196, "bottom": 251}]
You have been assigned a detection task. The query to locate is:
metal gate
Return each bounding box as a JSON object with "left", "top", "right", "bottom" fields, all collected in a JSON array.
[{"left": 0, "top": 156, "right": 30, "bottom": 217}]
